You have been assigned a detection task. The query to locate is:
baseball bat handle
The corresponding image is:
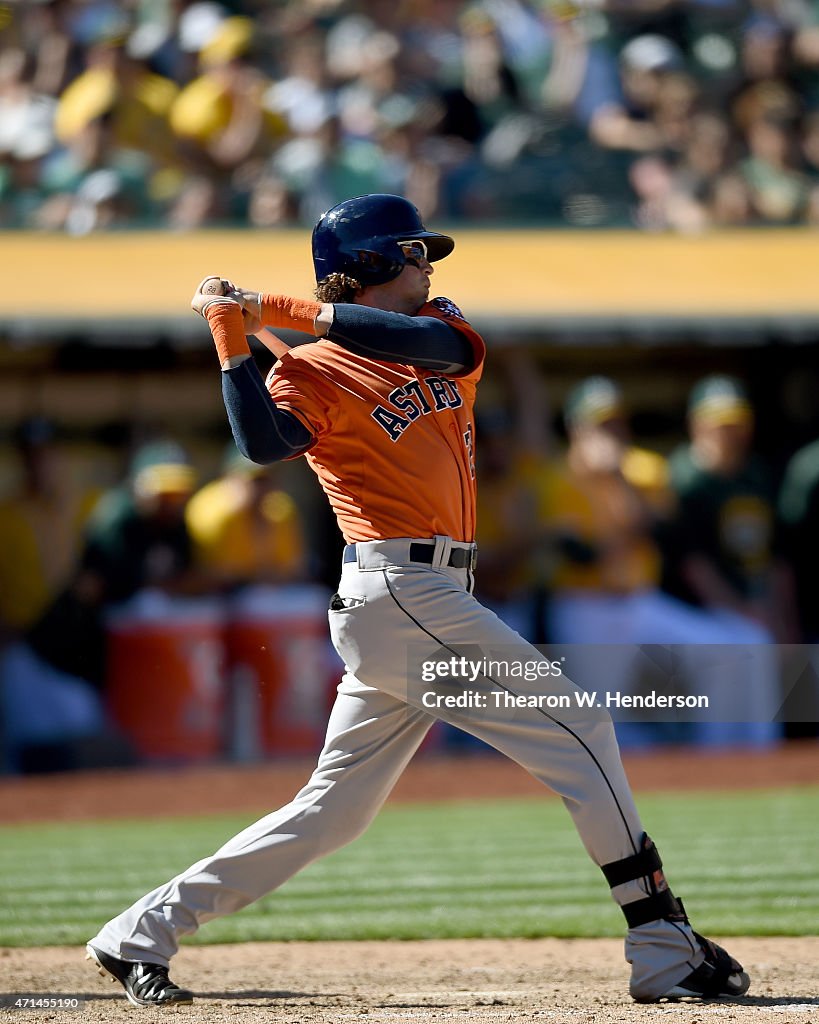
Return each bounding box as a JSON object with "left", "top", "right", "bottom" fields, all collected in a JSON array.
[{"left": 254, "top": 326, "right": 292, "bottom": 359}]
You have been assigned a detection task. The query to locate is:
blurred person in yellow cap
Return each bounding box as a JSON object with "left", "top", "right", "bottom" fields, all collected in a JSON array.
[
  {"left": 169, "top": 18, "right": 253, "bottom": 146},
  {"left": 165, "top": 16, "right": 286, "bottom": 225},
  {"left": 169, "top": 18, "right": 283, "bottom": 166},
  {"left": 186, "top": 444, "right": 308, "bottom": 589},
  {"left": 54, "top": 34, "right": 178, "bottom": 164},
  {"left": 47, "top": 23, "right": 187, "bottom": 232},
  {"left": 544, "top": 377, "right": 672, "bottom": 603},
  {"left": 44, "top": 23, "right": 182, "bottom": 232}
]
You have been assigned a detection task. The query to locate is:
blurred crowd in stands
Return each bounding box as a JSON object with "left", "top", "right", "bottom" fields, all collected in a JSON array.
[
  {"left": 3, "top": 359, "right": 819, "bottom": 772},
  {"left": 5, "top": 0, "right": 819, "bottom": 232}
]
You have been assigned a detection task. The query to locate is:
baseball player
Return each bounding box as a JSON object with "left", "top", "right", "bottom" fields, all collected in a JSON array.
[{"left": 86, "top": 194, "right": 750, "bottom": 1007}]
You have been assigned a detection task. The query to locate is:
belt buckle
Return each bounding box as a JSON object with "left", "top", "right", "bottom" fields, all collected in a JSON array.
[{"left": 451, "top": 546, "right": 476, "bottom": 571}]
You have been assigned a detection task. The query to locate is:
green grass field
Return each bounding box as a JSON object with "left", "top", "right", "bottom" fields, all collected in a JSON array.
[{"left": 1, "top": 788, "right": 817, "bottom": 947}]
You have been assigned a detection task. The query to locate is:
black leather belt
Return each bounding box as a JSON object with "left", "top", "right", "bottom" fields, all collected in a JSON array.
[{"left": 343, "top": 543, "right": 477, "bottom": 571}]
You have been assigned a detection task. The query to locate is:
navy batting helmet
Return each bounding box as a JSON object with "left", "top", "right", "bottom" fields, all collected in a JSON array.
[{"left": 311, "top": 194, "right": 455, "bottom": 286}]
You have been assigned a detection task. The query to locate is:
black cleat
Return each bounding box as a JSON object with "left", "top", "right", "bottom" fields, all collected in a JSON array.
[
  {"left": 657, "top": 933, "right": 750, "bottom": 1001},
  {"left": 86, "top": 943, "right": 194, "bottom": 1007}
]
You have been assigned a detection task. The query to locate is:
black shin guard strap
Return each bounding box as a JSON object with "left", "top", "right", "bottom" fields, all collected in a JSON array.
[{"left": 601, "top": 836, "right": 663, "bottom": 889}]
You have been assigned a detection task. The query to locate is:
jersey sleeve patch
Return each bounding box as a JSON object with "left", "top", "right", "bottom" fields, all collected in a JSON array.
[{"left": 430, "top": 296, "right": 466, "bottom": 320}]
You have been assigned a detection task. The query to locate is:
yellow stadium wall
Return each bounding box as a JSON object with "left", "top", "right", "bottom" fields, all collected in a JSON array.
[{"left": 4, "top": 228, "right": 819, "bottom": 324}]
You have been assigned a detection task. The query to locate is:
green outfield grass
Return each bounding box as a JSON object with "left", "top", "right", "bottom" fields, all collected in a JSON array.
[{"left": 1, "top": 788, "right": 817, "bottom": 947}]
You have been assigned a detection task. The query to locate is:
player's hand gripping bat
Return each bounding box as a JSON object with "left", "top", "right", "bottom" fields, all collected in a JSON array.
[{"left": 194, "top": 277, "right": 292, "bottom": 359}]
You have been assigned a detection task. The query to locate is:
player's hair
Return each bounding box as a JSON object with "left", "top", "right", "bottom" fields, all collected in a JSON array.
[{"left": 314, "top": 273, "right": 363, "bottom": 304}]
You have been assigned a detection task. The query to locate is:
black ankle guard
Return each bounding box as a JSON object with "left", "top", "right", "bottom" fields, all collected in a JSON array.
[
  {"left": 620, "top": 889, "right": 686, "bottom": 928},
  {"left": 602, "top": 833, "right": 688, "bottom": 928}
]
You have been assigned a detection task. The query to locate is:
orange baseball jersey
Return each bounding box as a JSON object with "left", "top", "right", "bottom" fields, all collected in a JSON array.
[{"left": 266, "top": 298, "right": 486, "bottom": 544}]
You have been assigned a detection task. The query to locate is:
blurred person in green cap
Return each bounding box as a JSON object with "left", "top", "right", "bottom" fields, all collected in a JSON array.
[
  {"left": 79, "top": 440, "right": 203, "bottom": 606},
  {"left": 660, "top": 375, "right": 795, "bottom": 742},
  {"left": 186, "top": 443, "right": 308, "bottom": 589},
  {"left": 27, "top": 438, "right": 213, "bottom": 697},
  {"left": 543, "top": 376, "right": 782, "bottom": 747},
  {"left": 776, "top": 435, "right": 819, "bottom": 737},
  {"left": 667, "top": 375, "right": 795, "bottom": 641},
  {"left": 779, "top": 435, "right": 819, "bottom": 645}
]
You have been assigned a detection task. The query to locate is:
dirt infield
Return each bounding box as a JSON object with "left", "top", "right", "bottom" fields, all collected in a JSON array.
[
  {"left": 1, "top": 743, "right": 818, "bottom": 824},
  {"left": 2, "top": 938, "right": 818, "bottom": 1023},
  {"left": 2, "top": 747, "right": 817, "bottom": 1021}
]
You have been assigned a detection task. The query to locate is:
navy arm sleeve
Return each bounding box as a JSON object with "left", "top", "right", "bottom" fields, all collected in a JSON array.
[
  {"left": 221, "top": 358, "right": 313, "bottom": 464},
  {"left": 327, "top": 305, "right": 474, "bottom": 372}
]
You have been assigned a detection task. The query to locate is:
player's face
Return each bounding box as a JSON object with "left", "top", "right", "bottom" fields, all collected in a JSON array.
[
  {"left": 136, "top": 488, "right": 191, "bottom": 521},
  {"left": 358, "top": 240, "right": 433, "bottom": 314},
  {"left": 690, "top": 416, "right": 753, "bottom": 474},
  {"left": 571, "top": 419, "right": 628, "bottom": 473}
]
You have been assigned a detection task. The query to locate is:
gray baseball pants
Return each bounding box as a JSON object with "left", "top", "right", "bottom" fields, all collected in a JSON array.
[{"left": 90, "top": 537, "right": 705, "bottom": 1000}]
